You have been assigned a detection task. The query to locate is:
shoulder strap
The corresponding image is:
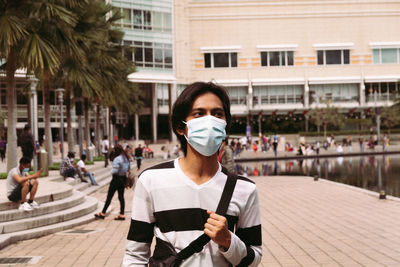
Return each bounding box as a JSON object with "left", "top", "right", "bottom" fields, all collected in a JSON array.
[{"left": 177, "top": 171, "right": 237, "bottom": 260}]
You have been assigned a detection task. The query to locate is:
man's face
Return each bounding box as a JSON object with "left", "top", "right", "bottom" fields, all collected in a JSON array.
[
  {"left": 184, "top": 92, "right": 226, "bottom": 129},
  {"left": 21, "top": 163, "right": 30, "bottom": 170}
]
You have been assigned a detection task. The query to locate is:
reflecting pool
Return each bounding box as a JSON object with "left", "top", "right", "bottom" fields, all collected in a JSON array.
[{"left": 235, "top": 154, "right": 400, "bottom": 198}]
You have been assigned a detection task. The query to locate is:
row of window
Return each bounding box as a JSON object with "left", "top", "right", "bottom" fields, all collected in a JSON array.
[
  {"left": 124, "top": 41, "right": 173, "bottom": 69},
  {"left": 203, "top": 48, "right": 399, "bottom": 68},
  {"left": 115, "top": 8, "right": 172, "bottom": 32}
]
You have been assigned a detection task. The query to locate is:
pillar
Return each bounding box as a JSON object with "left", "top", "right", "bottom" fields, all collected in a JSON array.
[
  {"left": 304, "top": 82, "right": 309, "bottom": 108},
  {"left": 359, "top": 80, "right": 365, "bottom": 105},
  {"left": 169, "top": 83, "right": 177, "bottom": 142},
  {"left": 134, "top": 113, "right": 139, "bottom": 141},
  {"left": 151, "top": 83, "right": 158, "bottom": 143}
]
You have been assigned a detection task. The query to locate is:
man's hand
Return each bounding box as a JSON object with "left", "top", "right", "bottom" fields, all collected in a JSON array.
[
  {"left": 33, "top": 169, "right": 42, "bottom": 178},
  {"left": 204, "top": 210, "right": 231, "bottom": 250}
]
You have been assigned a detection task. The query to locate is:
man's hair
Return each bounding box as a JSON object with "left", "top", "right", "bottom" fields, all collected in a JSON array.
[
  {"left": 104, "top": 135, "right": 108, "bottom": 139},
  {"left": 171, "top": 82, "right": 231, "bottom": 155},
  {"left": 67, "top": 151, "right": 75, "bottom": 158},
  {"left": 80, "top": 154, "right": 86, "bottom": 161},
  {"left": 19, "top": 157, "right": 31, "bottom": 165},
  {"left": 24, "top": 124, "right": 31, "bottom": 131}
]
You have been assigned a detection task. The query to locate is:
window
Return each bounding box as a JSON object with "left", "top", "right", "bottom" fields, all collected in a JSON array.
[
  {"left": 317, "top": 50, "right": 350, "bottom": 65},
  {"left": 253, "top": 85, "right": 303, "bottom": 105},
  {"left": 132, "top": 42, "right": 173, "bottom": 69},
  {"left": 365, "top": 82, "right": 399, "bottom": 102},
  {"left": 373, "top": 48, "right": 400, "bottom": 64},
  {"left": 260, "top": 51, "right": 294, "bottom": 67},
  {"left": 204, "top": 53, "right": 238, "bottom": 68},
  {"left": 310, "top": 84, "right": 358, "bottom": 103},
  {"left": 126, "top": 8, "right": 171, "bottom": 32},
  {"left": 226, "top": 87, "right": 247, "bottom": 105},
  {"left": 157, "top": 84, "right": 169, "bottom": 106}
]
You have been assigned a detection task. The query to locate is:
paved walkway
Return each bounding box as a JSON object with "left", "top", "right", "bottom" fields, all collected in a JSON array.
[{"left": 1, "top": 157, "right": 400, "bottom": 266}]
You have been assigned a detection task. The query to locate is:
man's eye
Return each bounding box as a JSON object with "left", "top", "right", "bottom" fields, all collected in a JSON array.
[{"left": 193, "top": 112, "right": 203, "bottom": 117}]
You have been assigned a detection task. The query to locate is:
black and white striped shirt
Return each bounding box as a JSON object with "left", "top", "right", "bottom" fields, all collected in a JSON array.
[{"left": 123, "top": 159, "right": 262, "bottom": 266}]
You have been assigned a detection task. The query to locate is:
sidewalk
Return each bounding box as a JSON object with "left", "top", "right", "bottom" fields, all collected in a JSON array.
[{"left": 1, "top": 158, "right": 400, "bottom": 266}]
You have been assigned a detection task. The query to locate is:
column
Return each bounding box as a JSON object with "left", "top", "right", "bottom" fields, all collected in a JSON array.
[
  {"left": 134, "top": 113, "right": 139, "bottom": 141},
  {"left": 169, "top": 83, "right": 177, "bottom": 142},
  {"left": 304, "top": 82, "right": 309, "bottom": 108},
  {"left": 359, "top": 80, "right": 365, "bottom": 105},
  {"left": 151, "top": 83, "right": 158, "bottom": 143}
]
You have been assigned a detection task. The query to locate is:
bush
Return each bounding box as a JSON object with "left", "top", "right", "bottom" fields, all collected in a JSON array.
[
  {"left": 86, "top": 160, "right": 94, "bottom": 165},
  {"left": 93, "top": 156, "right": 105, "bottom": 161},
  {"left": 49, "top": 162, "right": 61, "bottom": 170},
  {"left": 0, "top": 173, "right": 7, "bottom": 179}
]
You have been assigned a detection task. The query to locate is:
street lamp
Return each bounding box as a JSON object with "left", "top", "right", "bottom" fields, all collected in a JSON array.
[
  {"left": 29, "top": 76, "right": 39, "bottom": 171},
  {"left": 56, "top": 88, "right": 65, "bottom": 160}
]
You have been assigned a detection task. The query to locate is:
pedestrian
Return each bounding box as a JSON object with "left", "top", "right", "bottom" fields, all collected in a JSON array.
[
  {"left": 123, "top": 82, "right": 262, "bottom": 266},
  {"left": 6, "top": 157, "right": 42, "bottom": 211},
  {"left": 359, "top": 136, "right": 364, "bottom": 152},
  {"left": 336, "top": 143, "right": 344, "bottom": 154},
  {"left": 77, "top": 154, "right": 98, "bottom": 185},
  {"left": 347, "top": 136, "right": 352, "bottom": 153},
  {"left": 315, "top": 140, "right": 320, "bottom": 155},
  {"left": 219, "top": 138, "right": 235, "bottom": 173},
  {"left": 101, "top": 135, "right": 109, "bottom": 168},
  {"left": 0, "top": 137, "right": 6, "bottom": 162},
  {"left": 95, "top": 144, "right": 131, "bottom": 220},
  {"left": 60, "top": 151, "right": 78, "bottom": 179},
  {"left": 18, "top": 124, "right": 35, "bottom": 162},
  {"left": 272, "top": 133, "right": 279, "bottom": 157},
  {"left": 382, "top": 134, "right": 388, "bottom": 151},
  {"left": 134, "top": 143, "right": 143, "bottom": 170},
  {"left": 253, "top": 141, "right": 258, "bottom": 155}
]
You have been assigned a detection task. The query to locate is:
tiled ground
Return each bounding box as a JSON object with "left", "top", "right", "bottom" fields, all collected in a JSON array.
[{"left": 1, "top": 161, "right": 400, "bottom": 266}]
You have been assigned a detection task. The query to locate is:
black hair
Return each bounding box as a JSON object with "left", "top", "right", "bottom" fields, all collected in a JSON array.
[
  {"left": 24, "top": 124, "right": 31, "bottom": 130},
  {"left": 113, "top": 144, "right": 123, "bottom": 158},
  {"left": 171, "top": 82, "right": 231, "bottom": 155},
  {"left": 104, "top": 135, "right": 108, "bottom": 139},
  {"left": 67, "top": 151, "right": 75, "bottom": 158},
  {"left": 80, "top": 154, "right": 87, "bottom": 161},
  {"left": 19, "top": 157, "right": 31, "bottom": 165}
]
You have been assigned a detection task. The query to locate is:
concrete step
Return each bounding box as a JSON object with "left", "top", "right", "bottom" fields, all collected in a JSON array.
[
  {"left": 72, "top": 167, "right": 111, "bottom": 192},
  {"left": 0, "top": 201, "right": 113, "bottom": 250},
  {"left": 0, "top": 190, "right": 86, "bottom": 223},
  {"left": 0, "top": 195, "right": 98, "bottom": 234},
  {"left": 0, "top": 182, "right": 73, "bottom": 212}
]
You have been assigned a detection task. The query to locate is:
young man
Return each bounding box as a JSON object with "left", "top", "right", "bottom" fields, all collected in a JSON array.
[
  {"left": 77, "top": 154, "right": 98, "bottom": 185},
  {"left": 123, "top": 82, "right": 262, "bottom": 266},
  {"left": 60, "top": 151, "right": 77, "bottom": 179},
  {"left": 101, "top": 135, "right": 109, "bottom": 167},
  {"left": 134, "top": 144, "right": 143, "bottom": 171},
  {"left": 7, "top": 157, "right": 42, "bottom": 211}
]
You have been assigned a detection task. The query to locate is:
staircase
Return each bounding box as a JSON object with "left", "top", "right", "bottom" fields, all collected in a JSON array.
[{"left": 0, "top": 164, "right": 113, "bottom": 250}]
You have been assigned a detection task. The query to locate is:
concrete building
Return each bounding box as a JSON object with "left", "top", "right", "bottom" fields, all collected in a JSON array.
[{"left": 114, "top": 0, "right": 400, "bottom": 140}]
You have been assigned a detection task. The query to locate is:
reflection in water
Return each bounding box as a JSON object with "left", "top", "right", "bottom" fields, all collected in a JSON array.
[{"left": 234, "top": 154, "right": 400, "bottom": 198}]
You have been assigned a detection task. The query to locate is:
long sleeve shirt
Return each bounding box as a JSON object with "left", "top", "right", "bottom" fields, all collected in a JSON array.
[
  {"left": 111, "top": 154, "right": 130, "bottom": 176},
  {"left": 123, "top": 159, "right": 262, "bottom": 266}
]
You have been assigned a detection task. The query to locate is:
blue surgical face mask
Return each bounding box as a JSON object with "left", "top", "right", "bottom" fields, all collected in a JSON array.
[
  {"left": 23, "top": 168, "right": 30, "bottom": 173},
  {"left": 183, "top": 115, "right": 227, "bottom": 156}
]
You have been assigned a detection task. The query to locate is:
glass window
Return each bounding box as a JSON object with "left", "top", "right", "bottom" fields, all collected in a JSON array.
[
  {"left": 145, "top": 47, "right": 153, "bottom": 62},
  {"left": 269, "top": 52, "right": 280, "bottom": 66},
  {"left": 281, "top": 52, "right": 286, "bottom": 66},
  {"left": 204, "top": 53, "right": 211, "bottom": 68},
  {"left": 381, "top": 49, "right": 397, "bottom": 63},
  {"left": 164, "top": 48, "right": 172, "bottom": 64},
  {"left": 343, "top": 50, "right": 350, "bottom": 64},
  {"left": 134, "top": 46, "right": 143, "bottom": 62},
  {"left": 326, "top": 50, "right": 341, "bottom": 64},
  {"left": 153, "top": 11, "right": 163, "bottom": 31},
  {"left": 133, "top": 10, "right": 142, "bottom": 29},
  {"left": 213, "top": 53, "right": 229, "bottom": 68},
  {"left": 143, "top": 11, "right": 151, "bottom": 30},
  {"left": 287, "top": 51, "right": 294, "bottom": 65},
  {"left": 154, "top": 48, "right": 163, "bottom": 63},
  {"left": 373, "top": 49, "right": 380, "bottom": 64},
  {"left": 317, "top": 51, "right": 324, "bottom": 65},
  {"left": 261, "top": 52, "right": 268, "bottom": 66},
  {"left": 163, "top": 13, "right": 171, "bottom": 31},
  {"left": 230, "top": 53, "right": 237, "bottom": 67},
  {"left": 122, "top": 9, "right": 131, "bottom": 28}
]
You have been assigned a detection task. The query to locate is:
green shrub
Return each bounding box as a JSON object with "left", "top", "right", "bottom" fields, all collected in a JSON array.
[
  {"left": 49, "top": 162, "right": 61, "bottom": 170},
  {"left": 0, "top": 173, "right": 7, "bottom": 179},
  {"left": 93, "top": 156, "right": 105, "bottom": 161},
  {"left": 86, "top": 160, "right": 94, "bottom": 165}
]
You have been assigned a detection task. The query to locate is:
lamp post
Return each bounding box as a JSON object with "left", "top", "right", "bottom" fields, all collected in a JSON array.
[
  {"left": 56, "top": 88, "right": 65, "bottom": 160},
  {"left": 29, "top": 76, "right": 39, "bottom": 171}
]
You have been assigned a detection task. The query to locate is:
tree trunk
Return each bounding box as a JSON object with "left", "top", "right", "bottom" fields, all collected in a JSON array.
[
  {"left": 323, "top": 124, "right": 327, "bottom": 140},
  {"left": 65, "top": 87, "right": 74, "bottom": 152},
  {"left": 95, "top": 104, "right": 101, "bottom": 156},
  {"left": 43, "top": 74, "right": 53, "bottom": 165},
  {"left": 6, "top": 48, "right": 18, "bottom": 171},
  {"left": 84, "top": 98, "right": 90, "bottom": 152}
]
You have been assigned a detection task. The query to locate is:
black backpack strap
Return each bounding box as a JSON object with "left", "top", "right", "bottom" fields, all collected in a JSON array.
[{"left": 177, "top": 172, "right": 237, "bottom": 260}]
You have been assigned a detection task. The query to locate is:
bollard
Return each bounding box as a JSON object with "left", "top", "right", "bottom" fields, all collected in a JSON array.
[
  {"left": 379, "top": 190, "right": 386, "bottom": 200},
  {"left": 314, "top": 175, "right": 319, "bottom": 181},
  {"left": 39, "top": 149, "right": 49, "bottom": 174},
  {"left": 88, "top": 146, "right": 95, "bottom": 162}
]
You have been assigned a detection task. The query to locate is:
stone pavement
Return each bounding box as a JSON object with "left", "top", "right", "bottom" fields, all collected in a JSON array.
[{"left": 1, "top": 157, "right": 400, "bottom": 266}]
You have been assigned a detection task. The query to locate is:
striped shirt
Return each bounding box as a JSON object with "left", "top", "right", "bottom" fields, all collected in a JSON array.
[{"left": 123, "top": 158, "right": 262, "bottom": 266}]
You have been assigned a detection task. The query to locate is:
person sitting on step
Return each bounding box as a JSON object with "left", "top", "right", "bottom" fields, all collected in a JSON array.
[
  {"left": 6, "top": 157, "right": 42, "bottom": 211},
  {"left": 77, "top": 154, "right": 98, "bottom": 185},
  {"left": 60, "top": 151, "right": 78, "bottom": 180}
]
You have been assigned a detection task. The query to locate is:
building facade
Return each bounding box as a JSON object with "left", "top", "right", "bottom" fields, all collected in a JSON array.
[{"left": 117, "top": 0, "right": 400, "bottom": 140}]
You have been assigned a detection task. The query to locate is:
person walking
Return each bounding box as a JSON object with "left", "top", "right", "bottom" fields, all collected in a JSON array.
[
  {"left": 18, "top": 124, "right": 35, "bottom": 162},
  {"left": 123, "top": 82, "right": 262, "bottom": 266},
  {"left": 101, "top": 135, "right": 109, "bottom": 168},
  {"left": 219, "top": 138, "right": 235, "bottom": 173},
  {"left": 272, "top": 133, "right": 279, "bottom": 157},
  {"left": 95, "top": 144, "right": 131, "bottom": 220},
  {"left": 0, "top": 137, "right": 6, "bottom": 162},
  {"left": 134, "top": 144, "right": 143, "bottom": 171}
]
